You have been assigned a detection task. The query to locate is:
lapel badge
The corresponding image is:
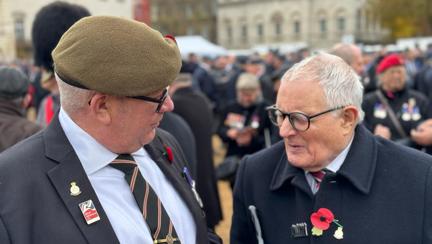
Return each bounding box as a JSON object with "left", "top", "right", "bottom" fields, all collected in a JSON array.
[
  {"left": 70, "top": 181, "right": 81, "bottom": 196},
  {"left": 79, "top": 200, "right": 101, "bottom": 225},
  {"left": 291, "top": 222, "right": 308, "bottom": 238}
]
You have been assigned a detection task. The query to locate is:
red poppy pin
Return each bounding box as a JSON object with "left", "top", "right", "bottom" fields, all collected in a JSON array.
[
  {"left": 163, "top": 144, "right": 173, "bottom": 163},
  {"left": 165, "top": 34, "right": 177, "bottom": 44},
  {"left": 310, "top": 208, "right": 344, "bottom": 239}
]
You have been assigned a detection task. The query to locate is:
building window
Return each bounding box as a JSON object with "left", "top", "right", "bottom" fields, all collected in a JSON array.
[
  {"left": 319, "top": 19, "right": 327, "bottom": 33},
  {"left": 14, "top": 18, "right": 25, "bottom": 41},
  {"left": 337, "top": 17, "right": 345, "bottom": 32},
  {"left": 227, "top": 26, "right": 232, "bottom": 43},
  {"left": 241, "top": 24, "right": 248, "bottom": 40},
  {"left": 275, "top": 22, "right": 282, "bottom": 36},
  {"left": 294, "top": 20, "right": 301, "bottom": 34},
  {"left": 356, "top": 9, "right": 362, "bottom": 30},
  {"left": 257, "top": 23, "right": 263, "bottom": 38}
]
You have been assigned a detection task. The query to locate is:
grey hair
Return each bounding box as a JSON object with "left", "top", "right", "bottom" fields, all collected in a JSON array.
[
  {"left": 281, "top": 52, "right": 364, "bottom": 122},
  {"left": 56, "top": 73, "right": 94, "bottom": 114}
]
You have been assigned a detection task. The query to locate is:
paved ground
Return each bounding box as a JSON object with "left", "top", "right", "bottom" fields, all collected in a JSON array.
[{"left": 213, "top": 136, "right": 232, "bottom": 244}]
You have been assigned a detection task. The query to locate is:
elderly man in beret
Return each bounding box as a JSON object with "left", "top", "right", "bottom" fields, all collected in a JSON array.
[
  {"left": 362, "top": 53, "right": 431, "bottom": 149},
  {"left": 0, "top": 66, "right": 41, "bottom": 152},
  {"left": 0, "top": 16, "right": 221, "bottom": 244}
]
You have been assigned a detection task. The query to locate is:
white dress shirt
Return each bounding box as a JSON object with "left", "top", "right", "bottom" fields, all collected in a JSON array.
[
  {"left": 305, "top": 137, "right": 354, "bottom": 194},
  {"left": 59, "top": 108, "right": 196, "bottom": 244}
]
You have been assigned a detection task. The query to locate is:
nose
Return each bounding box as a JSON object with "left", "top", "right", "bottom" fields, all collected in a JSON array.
[
  {"left": 278, "top": 117, "right": 297, "bottom": 138},
  {"left": 159, "top": 95, "right": 174, "bottom": 113}
]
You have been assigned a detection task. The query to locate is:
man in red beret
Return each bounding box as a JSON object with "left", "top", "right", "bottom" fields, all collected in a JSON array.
[{"left": 361, "top": 53, "right": 431, "bottom": 149}]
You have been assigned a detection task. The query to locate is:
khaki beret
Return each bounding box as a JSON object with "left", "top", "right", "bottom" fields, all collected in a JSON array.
[{"left": 52, "top": 16, "right": 181, "bottom": 96}]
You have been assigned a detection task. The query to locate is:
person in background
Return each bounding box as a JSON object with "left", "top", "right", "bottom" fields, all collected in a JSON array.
[
  {"left": 31, "top": 1, "right": 90, "bottom": 127},
  {"left": 0, "top": 66, "right": 41, "bottom": 152},
  {"left": 362, "top": 53, "right": 431, "bottom": 149},
  {"left": 217, "top": 73, "right": 273, "bottom": 186},
  {"left": 230, "top": 53, "right": 432, "bottom": 244},
  {"left": 0, "top": 16, "right": 221, "bottom": 244},
  {"left": 218, "top": 73, "right": 272, "bottom": 158},
  {"left": 170, "top": 73, "right": 223, "bottom": 230}
]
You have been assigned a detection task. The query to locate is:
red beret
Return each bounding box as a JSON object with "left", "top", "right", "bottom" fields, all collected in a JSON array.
[{"left": 376, "top": 54, "right": 404, "bottom": 74}]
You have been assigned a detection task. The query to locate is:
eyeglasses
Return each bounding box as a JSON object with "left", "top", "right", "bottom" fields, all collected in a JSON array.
[
  {"left": 266, "top": 105, "right": 345, "bottom": 132},
  {"left": 128, "top": 88, "right": 169, "bottom": 112}
]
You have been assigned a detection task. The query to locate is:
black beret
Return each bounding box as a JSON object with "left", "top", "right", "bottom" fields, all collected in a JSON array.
[{"left": 32, "top": 1, "right": 90, "bottom": 72}]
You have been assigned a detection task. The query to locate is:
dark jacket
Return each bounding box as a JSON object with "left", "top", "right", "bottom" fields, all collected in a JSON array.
[
  {"left": 172, "top": 87, "right": 223, "bottom": 229},
  {"left": 362, "top": 88, "right": 431, "bottom": 141},
  {"left": 217, "top": 100, "right": 272, "bottom": 157},
  {"left": 0, "top": 100, "right": 41, "bottom": 152},
  {"left": 0, "top": 115, "right": 216, "bottom": 244},
  {"left": 231, "top": 125, "right": 432, "bottom": 244},
  {"left": 160, "top": 112, "right": 198, "bottom": 177}
]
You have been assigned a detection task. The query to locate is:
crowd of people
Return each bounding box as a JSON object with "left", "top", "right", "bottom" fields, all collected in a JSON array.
[{"left": 1, "top": 1, "right": 432, "bottom": 243}]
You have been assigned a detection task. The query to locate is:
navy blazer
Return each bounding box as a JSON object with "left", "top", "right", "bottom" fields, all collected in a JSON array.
[
  {"left": 0, "top": 115, "right": 213, "bottom": 244},
  {"left": 231, "top": 125, "right": 432, "bottom": 244}
]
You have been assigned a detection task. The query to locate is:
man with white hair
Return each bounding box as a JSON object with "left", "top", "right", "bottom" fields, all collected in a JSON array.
[{"left": 230, "top": 53, "right": 432, "bottom": 244}]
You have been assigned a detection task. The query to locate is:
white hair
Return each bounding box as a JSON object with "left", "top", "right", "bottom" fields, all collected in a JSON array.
[
  {"left": 56, "top": 73, "right": 94, "bottom": 114},
  {"left": 282, "top": 52, "right": 364, "bottom": 122}
]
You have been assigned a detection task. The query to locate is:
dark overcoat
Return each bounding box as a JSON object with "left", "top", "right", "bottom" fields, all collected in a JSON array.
[{"left": 231, "top": 125, "right": 432, "bottom": 244}]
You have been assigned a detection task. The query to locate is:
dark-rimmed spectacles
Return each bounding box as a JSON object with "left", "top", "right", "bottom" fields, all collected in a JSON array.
[
  {"left": 128, "top": 88, "right": 169, "bottom": 112},
  {"left": 266, "top": 105, "right": 345, "bottom": 132}
]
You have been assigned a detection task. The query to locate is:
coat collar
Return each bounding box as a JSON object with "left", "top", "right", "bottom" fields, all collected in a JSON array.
[
  {"left": 270, "top": 125, "right": 377, "bottom": 195},
  {"left": 44, "top": 114, "right": 119, "bottom": 244}
]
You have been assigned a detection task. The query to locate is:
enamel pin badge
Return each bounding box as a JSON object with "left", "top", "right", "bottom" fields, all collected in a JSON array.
[
  {"left": 70, "top": 181, "right": 81, "bottom": 196},
  {"left": 79, "top": 200, "right": 100, "bottom": 225}
]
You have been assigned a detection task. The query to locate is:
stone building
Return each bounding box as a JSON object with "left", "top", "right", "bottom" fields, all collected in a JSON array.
[
  {"left": 217, "top": 0, "right": 386, "bottom": 50},
  {"left": 0, "top": 0, "right": 133, "bottom": 62},
  {"left": 150, "top": 0, "right": 218, "bottom": 43}
]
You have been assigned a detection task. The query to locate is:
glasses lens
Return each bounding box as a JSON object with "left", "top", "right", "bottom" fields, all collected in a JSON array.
[{"left": 289, "top": 112, "right": 309, "bottom": 131}]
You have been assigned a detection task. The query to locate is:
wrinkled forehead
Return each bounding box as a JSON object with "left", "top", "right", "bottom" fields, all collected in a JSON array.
[{"left": 276, "top": 79, "right": 327, "bottom": 111}]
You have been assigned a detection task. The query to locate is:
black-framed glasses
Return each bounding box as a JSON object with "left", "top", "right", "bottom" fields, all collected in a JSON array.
[
  {"left": 266, "top": 105, "right": 345, "bottom": 132},
  {"left": 128, "top": 88, "right": 169, "bottom": 112}
]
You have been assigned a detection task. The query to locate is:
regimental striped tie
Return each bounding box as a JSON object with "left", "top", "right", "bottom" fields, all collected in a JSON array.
[
  {"left": 310, "top": 170, "right": 326, "bottom": 190},
  {"left": 111, "top": 154, "right": 180, "bottom": 244}
]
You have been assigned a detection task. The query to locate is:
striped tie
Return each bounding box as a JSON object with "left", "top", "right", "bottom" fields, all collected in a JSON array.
[
  {"left": 111, "top": 154, "right": 180, "bottom": 244},
  {"left": 310, "top": 170, "right": 326, "bottom": 190}
]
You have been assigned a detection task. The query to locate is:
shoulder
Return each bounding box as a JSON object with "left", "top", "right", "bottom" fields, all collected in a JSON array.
[
  {"left": 237, "top": 141, "right": 285, "bottom": 180},
  {"left": 375, "top": 136, "right": 432, "bottom": 172},
  {"left": 407, "top": 89, "right": 429, "bottom": 102},
  {"left": 363, "top": 91, "right": 378, "bottom": 101}
]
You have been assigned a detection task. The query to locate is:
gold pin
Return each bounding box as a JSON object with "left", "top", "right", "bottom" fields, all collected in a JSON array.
[{"left": 70, "top": 181, "right": 81, "bottom": 196}]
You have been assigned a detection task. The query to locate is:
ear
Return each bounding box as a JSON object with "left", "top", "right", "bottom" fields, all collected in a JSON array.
[
  {"left": 340, "top": 106, "right": 358, "bottom": 135},
  {"left": 88, "top": 93, "right": 112, "bottom": 125}
]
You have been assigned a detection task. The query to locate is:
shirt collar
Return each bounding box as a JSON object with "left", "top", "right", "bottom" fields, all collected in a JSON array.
[{"left": 59, "top": 108, "right": 118, "bottom": 175}]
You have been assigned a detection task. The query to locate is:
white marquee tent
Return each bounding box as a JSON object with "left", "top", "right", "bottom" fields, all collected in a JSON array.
[{"left": 175, "top": 35, "right": 228, "bottom": 58}]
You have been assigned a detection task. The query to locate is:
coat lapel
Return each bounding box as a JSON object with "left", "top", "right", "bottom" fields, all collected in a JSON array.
[
  {"left": 144, "top": 139, "right": 208, "bottom": 242},
  {"left": 44, "top": 116, "right": 119, "bottom": 244}
]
